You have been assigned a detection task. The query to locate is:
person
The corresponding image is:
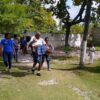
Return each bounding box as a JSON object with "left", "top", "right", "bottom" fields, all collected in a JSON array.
[
  {"left": 88, "top": 43, "right": 95, "bottom": 64},
  {"left": 13, "top": 34, "right": 20, "bottom": 63},
  {"left": 42, "top": 37, "right": 54, "bottom": 71},
  {"left": 28, "top": 37, "right": 37, "bottom": 57},
  {"left": 20, "top": 36, "right": 27, "bottom": 55},
  {"left": 0, "top": 33, "right": 14, "bottom": 72},
  {"left": 31, "top": 32, "right": 46, "bottom": 76}
]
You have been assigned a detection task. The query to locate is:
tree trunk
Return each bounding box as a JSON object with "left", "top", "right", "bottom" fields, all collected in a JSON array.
[
  {"left": 79, "top": 0, "right": 92, "bottom": 68},
  {"left": 65, "top": 25, "right": 70, "bottom": 47}
]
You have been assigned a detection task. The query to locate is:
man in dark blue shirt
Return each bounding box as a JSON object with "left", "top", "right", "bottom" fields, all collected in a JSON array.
[{"left": 0, "top": 33, "right": 14, "bottom": 72}]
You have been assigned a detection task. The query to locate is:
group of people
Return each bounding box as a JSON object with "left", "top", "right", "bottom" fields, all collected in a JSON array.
[
  {"left": 0, "top": 32, "right": 96, "bottom": 76},
  {"left": 0, "top": 32, "right": 54, "bottom": 76}
]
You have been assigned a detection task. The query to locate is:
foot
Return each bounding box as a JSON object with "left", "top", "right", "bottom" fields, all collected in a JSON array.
[
  {"left": 48, "top": 68, "right": 51, "bottom": 71},
  {"left": 31, "top": 69, "right": 35, "bottom": 74},
  {"left": 36, "top": 73, "right": 41, "bottom": 76}
]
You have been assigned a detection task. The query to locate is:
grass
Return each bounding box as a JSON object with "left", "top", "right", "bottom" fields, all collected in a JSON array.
[
  {"left": 0, "top": 57, "right": 100, "bottom": 100},
  {"left": 95, "top": 46, "right": 100, "bottom": 51}
]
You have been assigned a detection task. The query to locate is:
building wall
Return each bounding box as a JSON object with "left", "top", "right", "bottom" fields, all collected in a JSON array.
[
  {"left": 28, "top": 33, "right": 81, "bottom": 49},
  {"left": 41, "top": 33, "right": 65, "bottom": 48},
  {"left": 92, "top": 27, "right": 100, "bottom": 45}
]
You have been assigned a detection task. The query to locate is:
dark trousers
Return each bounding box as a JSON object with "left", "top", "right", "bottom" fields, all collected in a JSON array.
[
  {"left": 43, "top": 54, "right": 51, "bottom": 70},
  {"left": 3, "top": 52, "right": 13, "bottom": 69},
  {"left": 15, "top": 48, "right": 19, "bottom": 62}
]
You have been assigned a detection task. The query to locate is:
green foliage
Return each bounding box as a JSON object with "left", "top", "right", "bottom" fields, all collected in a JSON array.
[
  {"left": 64, "top": 46, "right": 74, "bottom": 53},
  {"left": 72, "top": 0, "right": 82, "bottom": 5},
  {"left": 0, "top": 0, "right": 57, "bottom": 34},
  {"left": 71, "top": 24, "right": 83, "bottom": 34}
]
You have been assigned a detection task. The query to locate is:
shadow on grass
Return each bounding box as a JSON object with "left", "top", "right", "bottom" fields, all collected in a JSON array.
[
  {"left": 0, "top": 70, "right": 29, "bottom": 77},
  {"left": 11, "top": 71, "right": 29, "bottom": 77},
  {"left": 52, "top": 65, "right": 100, "bottom": 74},
  {"left": 83, "top": 66, "right": 100, "bottom": 73},
  {"left": 0, "top": 61, "right": 31, "bottom": 77},
  {"left": 52, "top": 67, "right": 79, "bottom": 71},
  {"left": 0, "top": 65, "right": 30, "bottom": 78}
]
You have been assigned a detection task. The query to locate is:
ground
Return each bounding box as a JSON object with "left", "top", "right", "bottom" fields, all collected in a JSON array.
[{"left": 0, "top": 52, "right": 100, "bottom": 100}]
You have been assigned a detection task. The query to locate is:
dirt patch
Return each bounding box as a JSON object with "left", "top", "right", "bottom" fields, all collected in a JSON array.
[{"left": 38, "top": 78, "right": 58, "bottom": 86}]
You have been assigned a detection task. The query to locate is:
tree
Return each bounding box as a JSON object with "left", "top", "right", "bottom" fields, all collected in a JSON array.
[
  {"left": 0, "top": 0, "right": 32, "bottom": 34},
  {"left": 43, "top": 0, "right": 100, "bottom": 67},
  {"left": 71, "top": 24, "right": 83, "bottom": 34},
  {"left": 79, "top": 0, "right": 92, "bottom": 67},
  {"left": 17, "top": 0, "right": 57, "bottom": 33},
  {"left": 0, "top": 0, "right": 57, "bottom": 34},
  {"left": 42, "top": 0, "right": 86, "bottom": 46}
]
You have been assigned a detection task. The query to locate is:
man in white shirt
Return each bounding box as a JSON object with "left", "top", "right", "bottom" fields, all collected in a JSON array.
[{"left": 31, "top": 32, "right": 46, "bottom": 76}]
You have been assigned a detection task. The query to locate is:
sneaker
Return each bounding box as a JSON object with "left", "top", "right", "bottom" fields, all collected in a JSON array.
[{"left": 36, "top": 73, "right": 41, "bottom": 76}]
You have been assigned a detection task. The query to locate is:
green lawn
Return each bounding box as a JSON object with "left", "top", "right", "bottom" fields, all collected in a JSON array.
[
  {"left": 95, "top": 46, "right": 100, "bottom": 51},
  {"left": 0, "top": 57, "right": 100, "bottom": 100}
]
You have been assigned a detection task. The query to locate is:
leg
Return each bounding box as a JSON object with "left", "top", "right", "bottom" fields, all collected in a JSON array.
[
  {"left": 47, "top": 60, "right": 50, "bottom": 70},
  {"left": 37, "top": 55, "right": 43, "bottom": 71},
  {"left": 8, "top": 52, "right": 13, "bottom": 69},
  {"left": 37, "top": 55, "right": 44, "bottom": 76},
  {"left": 40, "top": 54, "right": 45, "bottom": 69},
  {"left": 90, "top": 56, "right": 93, "bottom": 64},
  {"left": 31, "top": 53, "right": 38, "bottom": 74},
  {"left": 46, "top": 55, "right": 50, "bottom": 70},
  {"left": 15, "top": 48, "right": 19, "bottom": 62},
  {"left": 3, "top": 52, "right": 8, "bottom": 67}
]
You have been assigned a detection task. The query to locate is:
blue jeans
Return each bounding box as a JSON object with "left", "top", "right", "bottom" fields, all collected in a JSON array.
[
  {"left": 3, "top": 52, "right": 13, "bottom": 69},
  {"left": 33, "top": 53, "right": 43, "bottom": 64}
]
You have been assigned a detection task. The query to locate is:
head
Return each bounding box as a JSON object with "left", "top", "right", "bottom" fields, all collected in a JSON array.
[
  {"left": 45, "top": 37, "right": 49, "bottom": 43},
  {"left": 13, "top": 34, "right": 17, "bottom": 39},
  {"left": 89, "top": 43, "right": 94, "bottom": 48},
  {"left": 35, "top": 32, "right": 41, "bottom": 40},
  {"left": 5, "top": 33, "right": 10, "bottom": 39}
]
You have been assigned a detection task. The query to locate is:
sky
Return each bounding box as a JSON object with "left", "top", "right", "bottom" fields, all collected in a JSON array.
[
  {"left": 51, "top": 0, "right": 98, "bottom": 26},
  {"left": 67, "top": 0, "right": 81, "bottom": 19},
  {"left": 52, "top": 0, "right": 81, "bottom": 25},
  {"left": 44, "top": 0, "right": 82, "bottom": 25}
]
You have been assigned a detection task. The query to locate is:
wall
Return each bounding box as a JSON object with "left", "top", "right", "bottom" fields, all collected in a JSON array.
[
  {"left": 28, "top": 33, "right": 82, "bottom": 49},
  {"left": 92, "top": 27, "right": 100, "bottom": 45}
]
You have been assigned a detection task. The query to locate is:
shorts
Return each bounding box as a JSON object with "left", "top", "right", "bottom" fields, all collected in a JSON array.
[{"left": 33, "top": 53, "right": 44, "bottom": 63}]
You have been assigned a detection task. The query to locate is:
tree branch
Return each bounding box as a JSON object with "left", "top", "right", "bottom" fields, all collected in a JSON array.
[
  {"left": 70, "top": 19, "right": 84, "bottom": 26},
  {"left": 72, "top": 0, "right": 87, "bottom": 22}
]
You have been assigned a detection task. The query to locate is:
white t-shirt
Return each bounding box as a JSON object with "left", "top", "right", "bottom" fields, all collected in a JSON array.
[{"left": 32, "top": 38, "right": 46, "bottom": 47}]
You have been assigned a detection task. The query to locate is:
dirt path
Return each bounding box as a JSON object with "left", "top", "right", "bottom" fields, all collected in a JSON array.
[
  {"left": 13, "top": 51, "right": 100, "bottom": 68},
  {"left": 13, "top": 54, "right": 47, "bottom": 68}
]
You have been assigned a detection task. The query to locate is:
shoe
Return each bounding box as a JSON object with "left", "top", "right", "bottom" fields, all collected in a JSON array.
[
  {"left": 36, "top": 73, "right": 41, "bottom": 76},
  {"left": 31, "top": 69, "right": 35, "bottom": 74}
]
